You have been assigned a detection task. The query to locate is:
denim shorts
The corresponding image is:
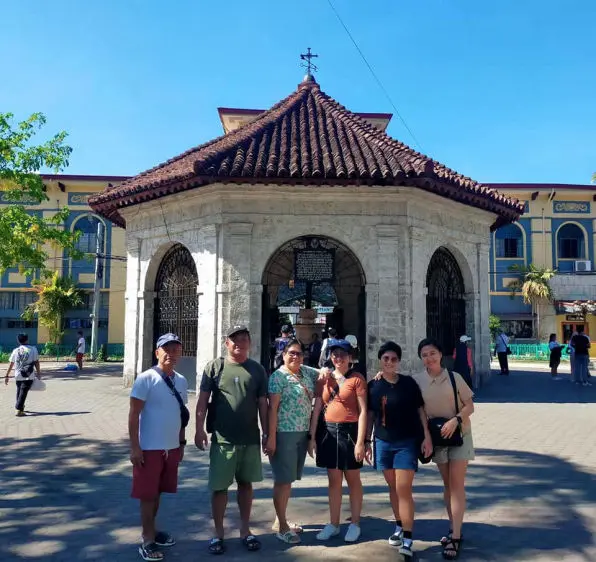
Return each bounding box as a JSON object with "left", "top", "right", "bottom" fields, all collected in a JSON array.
[{"left": 374, "top": 437, "right": 418, "bottom": 472}]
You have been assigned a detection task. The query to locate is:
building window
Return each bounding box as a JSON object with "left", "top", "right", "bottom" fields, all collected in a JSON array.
[
  {"left": 495, "top": 224, "right": 523, "bottom": 258},
  {"left": 501, "top": 320, "right": 533, "bottom": 339},
  {"left": 73, "top": 216, "right": 103, "bottom": 254},
  {"left": 0, "top": 291, "right": 36, "bottom": 311},
  {"left": 557, "top": 223, "right": 585, "bottom": 259}
]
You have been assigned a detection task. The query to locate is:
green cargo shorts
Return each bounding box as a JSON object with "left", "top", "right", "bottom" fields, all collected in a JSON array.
[
  {"left": 269, "top": 431, "right": 308, "bottom": 484},
  {"left": 208, "top": 442, "right": 263, "bottom": 492},
  {"left": 432, "top": 429, "right": 475, "bottom": 465}
]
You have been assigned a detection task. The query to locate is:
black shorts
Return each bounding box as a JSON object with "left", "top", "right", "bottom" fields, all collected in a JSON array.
[
  {"left": 549, "top": 356, "right": 561, "bottom": 368},
  {"left": 316, "top": 421, "right": 362, "bottom": 471}
]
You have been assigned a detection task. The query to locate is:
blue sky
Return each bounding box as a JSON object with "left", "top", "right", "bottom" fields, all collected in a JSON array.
[{"left": 1, "top": 0, "right": 594, "bottom": 184}]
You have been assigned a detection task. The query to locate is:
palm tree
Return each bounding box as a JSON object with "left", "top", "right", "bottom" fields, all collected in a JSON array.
[
  {"left": 23, "top": 272, "right": 83, "bottom": 344},
  {"left": 508, "top": 264, "right": 556, "bottom": 340}
]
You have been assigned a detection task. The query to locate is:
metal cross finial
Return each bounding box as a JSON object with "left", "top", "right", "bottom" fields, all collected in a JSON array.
[{"left": 300, "top": 47, "right": 319, "bottom": 75}]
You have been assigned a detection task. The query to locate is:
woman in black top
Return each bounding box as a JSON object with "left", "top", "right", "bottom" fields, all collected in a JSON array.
[{"left": 365, "top": 342, "right": 432, "bottom": 558}]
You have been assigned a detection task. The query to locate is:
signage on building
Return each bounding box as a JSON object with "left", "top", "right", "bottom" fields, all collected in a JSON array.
[
  {"left": 0, "top": 192, "right": 41, "bottom": 205},
  {"left": 565, "top": 314, "right": 584, "bottom": 321},
  {"left": 68, "top": 192, "right": 95, "bottom": 206},
  {"left": 316, "top": 306, "right": 335, "bottom": 314},
  {"left": 294, "top": 238, "right": 335, "bottom": 283},
  {"left": 279, "top": 306, "right": 300, "bottom": 314},
  {"left": 552, "top": 201, "right": 590, "bottom": 214}
]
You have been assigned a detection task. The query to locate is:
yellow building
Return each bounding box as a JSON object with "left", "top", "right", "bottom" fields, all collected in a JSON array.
[
  {"left": 0, "top": 174, "right": 129, "bottom": 352},
  {"left": 489, "top": 183, "right": 596, "bottom": 351}
]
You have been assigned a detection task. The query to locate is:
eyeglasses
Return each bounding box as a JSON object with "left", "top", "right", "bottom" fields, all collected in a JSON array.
[
  {"left": 381, "top": 356, "right": 398, "bottom": 363},
  {"left": 287, "top": 351, "right": 303, "bottom": 357}
]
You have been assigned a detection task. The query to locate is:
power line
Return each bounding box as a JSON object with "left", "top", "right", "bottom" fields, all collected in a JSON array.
[{"left": 325, "top": 0, "right": 424, "bottom": 152}]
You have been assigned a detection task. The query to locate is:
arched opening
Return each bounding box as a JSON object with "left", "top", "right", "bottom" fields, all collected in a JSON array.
[
  {"left": 153, "top": 244, "right": 198, "bottom": 389},
  {"left": 426, "top": 247, "right": 466, "bottom": 358},
  {"left": 261, "top": 236, "right": 366, "bottom": 372},
  {"left": 495, "top": 223, "right": 524, "bottom": 258},
  {"left": 557, "top": 223, "right": 585, "bottom": 260}
]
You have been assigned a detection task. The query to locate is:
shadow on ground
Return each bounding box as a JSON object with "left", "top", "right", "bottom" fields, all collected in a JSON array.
[
  {"left": 1, "top": 431, "right": 595, "bottom": 561},
  {"left": 478, "top": 368, "right": 596, "bottom": 404}
]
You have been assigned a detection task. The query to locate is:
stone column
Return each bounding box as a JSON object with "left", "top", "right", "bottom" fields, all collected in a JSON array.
[
  {"left": 217, "top": 222, "right": 253, "bottom": 355},
  {"left": 139, "top": 291, "right": 156, "bottom": 373},
  {"left": 196, "top": 225, "right": 218, "bottom": 385},
  {"left": 365, "top": 283, "right": 380, "bottom": 376},
  {"left": 376, "top": 225, "right": 401, "bottom": 346},
  {"left": 407, "top": 226, "right": 429, "bottom": 373},
  {"left": 249, "top": 283, "right": 264, "bottom": 361},
  {"left": 475, "top": 242, "right": 491, "bottom": 386},
  {"left": 123, "top": 236, "right": 141, "bottom": 387}
]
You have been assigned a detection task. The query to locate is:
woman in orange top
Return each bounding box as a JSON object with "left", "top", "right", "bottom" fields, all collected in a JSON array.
[{"left": 309, "top": 339, "right": 367, "bottom": 543}]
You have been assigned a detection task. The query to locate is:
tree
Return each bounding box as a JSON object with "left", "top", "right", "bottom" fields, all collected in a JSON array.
[
  {"left": 0, "top": 112, "right": 81, "bottom": 275},
  {"left": 508, "top": 264, "right": 556, "bottom": 340},
  {"left": 23, "top": 272, "right": 83, "bottom": 344},
  {"left": 489, "top": 314, "right": 502, "bottom": 340}
]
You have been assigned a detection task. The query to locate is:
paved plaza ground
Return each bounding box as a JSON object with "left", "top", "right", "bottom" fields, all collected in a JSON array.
[{"left": 1, "top": 360, "right": 595, "bottom": 561}]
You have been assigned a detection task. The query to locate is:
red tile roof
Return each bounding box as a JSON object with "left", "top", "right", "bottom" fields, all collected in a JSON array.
[{"left": 89, "top": 79, "right": 524, "bottom": 228}]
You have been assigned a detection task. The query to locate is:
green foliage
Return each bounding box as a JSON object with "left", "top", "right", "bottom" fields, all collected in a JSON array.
[
  {"left": 489, "top": 314, "right": 501, "bottom": 339},
  {"left": 23, "top": 272, "right": 83, "bottom": 344},
  {"left": 0, "top": 112, "right": 81, "bottom": 275},
  {"left": 0, "top": 350, "right": 9, "bottom": 362},
  {"left": 508, "top": 263, "right": 556, "bottom": 304},
  {"left": 41, "top": 342, "right": 57, "bottom": 356},
  {"left": 97, "top": 345, "right": 106, "bottom": 362}
]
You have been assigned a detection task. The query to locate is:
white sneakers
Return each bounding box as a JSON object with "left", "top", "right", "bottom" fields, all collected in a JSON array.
[
  {"left": 316, "top": 523, "right": 361, "bottom": 542},
  {"left": 344, "top": 523, "right": 361, "bottom": 543},
  {"left": 316, "top": 524, "right": 340, "bottom": 541}
]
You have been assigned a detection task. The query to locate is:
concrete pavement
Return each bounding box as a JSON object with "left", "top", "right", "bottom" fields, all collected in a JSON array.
[{"left": 1, "top": 363, "right": 595, "bottom": 561}]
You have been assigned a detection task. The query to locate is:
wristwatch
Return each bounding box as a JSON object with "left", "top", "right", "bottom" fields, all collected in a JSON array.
[
  {"left": 306, "top": 432, "right": 313, "bottom": 440},
  {"left": 180, "top": 439, "right": 187, "bottom": 446},
  {"left": 455, "top": 415, "right": 463, "bottom": 426}
]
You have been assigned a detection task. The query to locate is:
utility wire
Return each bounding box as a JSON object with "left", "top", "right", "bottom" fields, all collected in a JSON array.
[{"left": 325, "top": 0, "right": 424, "bottom": 152}]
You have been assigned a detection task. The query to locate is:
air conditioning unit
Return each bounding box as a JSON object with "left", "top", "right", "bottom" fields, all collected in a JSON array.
[{"left": 574, "top": 260, "right": 591, "bottom": 272}]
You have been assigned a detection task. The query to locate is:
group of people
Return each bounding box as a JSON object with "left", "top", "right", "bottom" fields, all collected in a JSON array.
[
  {"left": 548, "top": 328, "right": 592, "bottom": 385},
  {"left": 129, "top": 326, "right": 475, "bottom": 561}
]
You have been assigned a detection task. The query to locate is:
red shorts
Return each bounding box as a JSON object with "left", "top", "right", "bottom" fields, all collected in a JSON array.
[
  {"left": 131, "top": 448, "right": 181, "bottom": 500},
  {"left": 76, "top": 353, "right": 84, "bottom": 362}
]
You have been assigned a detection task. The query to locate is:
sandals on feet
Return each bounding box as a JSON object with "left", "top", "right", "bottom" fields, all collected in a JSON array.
[
  {"left": 138, "top": 542, "right": 164, "bottom": 561},
  {"left": 242, "top": 535, "right": 261, "bottom": 551},
  {"left": 440, "top": 530, "right": 464, "bottom": 546},
  {"left": 442, "top": 538, "right": 462, "bottom": 560},
  {"left": 275, "top": 530, "right": 301, "bottom": 544},
  {"left": 208, "top": 538, "right": 225, "bottom": 555},
  {"left": 154, "top": 532, "right": 175, "bottom": 547},
  {"left": 272, "top": 520, "right": 303, "bottom": 533}
]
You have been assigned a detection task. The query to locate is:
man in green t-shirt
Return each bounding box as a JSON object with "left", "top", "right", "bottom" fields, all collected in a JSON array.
[{"left": 195, "top": 325, "right": 268, "bottom": 555}]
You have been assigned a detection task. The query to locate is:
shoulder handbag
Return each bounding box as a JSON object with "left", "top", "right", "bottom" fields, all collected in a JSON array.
[
  {"left": 160, "top": 371, "right": 190, "bottom": 428},
  {"left": 206, "top": 358, "right": 225, "bottom": 433},
  {"left": 501, "top": 334, "right": 513, "bottom": 355},
  {"left": 427, "top": 370, "right": 464, "bottom": 448},
  {"left": 315, "top": 373, "right": 352, "bottom": 442}
]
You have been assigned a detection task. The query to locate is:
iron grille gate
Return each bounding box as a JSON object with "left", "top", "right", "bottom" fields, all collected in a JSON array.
[
  {"left": 426, "top": 248, "right": 466, "bottom": 356},
  {"left": 154, "top": 244, "right": 198, "bottom": 356}
]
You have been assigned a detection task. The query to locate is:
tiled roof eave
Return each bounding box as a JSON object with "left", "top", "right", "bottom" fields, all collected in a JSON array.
[{"left": 88, "top": 173, "right": 523, "bottom": 230}]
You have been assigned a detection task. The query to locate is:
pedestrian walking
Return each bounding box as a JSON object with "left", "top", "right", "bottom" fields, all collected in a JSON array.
[
  {"left": 4, "top": 333, "right": 42, "bottom": 416},
  {"left": 548, "top": 334, "right": 564, "bottom": 380},
  {"left": 494, "top": 330, "right": 510, "bottom": 375},
  {"left": 452, "top": 335, "right": 474, "bottom": 389},
  {"left": 273, "top": 325, "right": 293, "bottom": 370},
  {"left": 128, "top": 333, "right": 189, "bottom": 561},
  {"left": 266, "top": 338, "right": 330, "bottom": 544},
  {"left": 318, "top": 327, "right": 337, "bottom": 368},
  {"left": 194, "top": 326, "right": 268, "bottom": 555},
  {"left": 312, "top": 339, "right": 367, "bottom": 543},
  {"left": 366, "top": 342, "right": 432, "bottom": 558},
  {"left": 308, "top": 333, "right": 322, "bottom": 368},
  {"left": 414, "top": 338, "right": 475, "bottom": 560},
  {"left": 76, "top": 330, "right": 85, "bottom": 370},
  {"left": 570, "top": 327, "right": 591, "bottom": 386}
]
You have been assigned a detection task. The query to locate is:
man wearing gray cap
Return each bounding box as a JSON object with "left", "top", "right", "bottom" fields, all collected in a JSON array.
[
  {"left": 129, "top": 333, "right": 189, "bottom": 561},
  {"left": 195, "top": 325, "right": 268, "bottom": 555}
]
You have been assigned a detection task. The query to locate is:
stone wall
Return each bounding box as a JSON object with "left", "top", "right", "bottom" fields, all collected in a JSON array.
[{"left": 120, "top": 184, "right": 494, "bottom": 387}]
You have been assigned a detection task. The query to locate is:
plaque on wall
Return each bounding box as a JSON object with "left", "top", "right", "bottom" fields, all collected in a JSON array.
[{"left": 294, "top": 238, "right": 335, "bottom": 283}]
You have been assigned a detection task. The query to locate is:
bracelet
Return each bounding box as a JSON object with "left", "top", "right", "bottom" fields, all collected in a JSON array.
[
  {"left": 365, "top": 438, "right": 372, "bottom": 444},
  {"left": 306, "top": 432, "right": 312, "bottom": 440},
  {"left": 179, "top": 439, "right": 187, "bottom": 446}
]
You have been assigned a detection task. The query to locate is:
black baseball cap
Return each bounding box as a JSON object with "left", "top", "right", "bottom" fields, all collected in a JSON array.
[{"left": 227, "top": 325, "right": 250, "bottom": 338}]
